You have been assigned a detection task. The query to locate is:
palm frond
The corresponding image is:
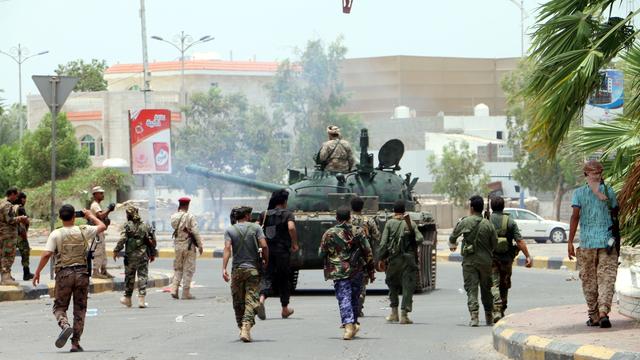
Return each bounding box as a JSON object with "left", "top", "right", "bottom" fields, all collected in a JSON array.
[{"left": 618, "top": 158, "right": 640, "bottom": 246}]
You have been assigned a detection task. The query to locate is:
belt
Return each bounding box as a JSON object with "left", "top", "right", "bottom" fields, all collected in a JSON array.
[{"left": 61, "top": 265, "right": 87, "bottom": 270}]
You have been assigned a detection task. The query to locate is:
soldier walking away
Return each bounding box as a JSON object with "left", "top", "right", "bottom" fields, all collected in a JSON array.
[
  {"left": 319, "top": 207, "right": 375, "bottom": 340},
  {"left": 258, "top": 189, "right": 299, "bottom": 319},
  {"left": 377, "top": 200, "right": 424, "bottom": 325},
  {"left": 315, "top": 125, "right": 355, "bottom": 173},
  {"left": 222, "top": 206, "right": 269, "bottom": 342},
  {"left": 32, "top": 205, "right": 106, "bottom": 352},
  {"left": 113, "top": 206, "right": 155, "bottom": 308},
  {"left": 89, "top": 186, "right": 115, "bottom": 279},
  {"left": 449, "top": 195, "right": 498, "bottom": 327},
  {"left": 0, "top": 187, "right": 28, "bottom": 286},
  {"left": 170, "top": 197, "right": 203, "bottom": 300},
  {"left": 13, "top": 192, "right": 34, "bottom": 281},
  {"left": 568, "top": 160, "right": 619, "bottom": 329},
  {"left": 350, "top": 196, "right": 380, "bottom": 317},
  {"left": 488, "top": 197, "right": 532, "bottom": 323}
]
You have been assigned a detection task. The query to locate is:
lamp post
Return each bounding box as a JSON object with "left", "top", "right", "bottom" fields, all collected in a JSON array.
[
  {"left": 151, "top": 32, "right": 213, "bottom": 106},
  {"left": 0, "top": 44, "right": 49, "bottom": 139},
  {"left": 506, "top": 0, "right": 529, "bottom": 57}
]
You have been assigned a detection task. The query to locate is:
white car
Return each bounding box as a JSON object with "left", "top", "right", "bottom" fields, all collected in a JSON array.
[{"left": 502, "top": 208, "right": 570, "bottom": 243}]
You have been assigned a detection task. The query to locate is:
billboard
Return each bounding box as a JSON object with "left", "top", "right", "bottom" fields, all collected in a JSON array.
[
  {"left": 129, "top": 109, "right": 172, "bottom": 174},
  {"left": 583, "top": 69, "right": 623, "bottom": 126}
]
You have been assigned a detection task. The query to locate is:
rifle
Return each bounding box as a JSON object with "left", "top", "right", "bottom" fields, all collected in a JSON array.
[
  {"left": 403, "top": 214, "right": 419, "bottom": 265},
  {"left": 483, "top": 195, "right": 491, "bottom": 220},
  {"left": 603, "top": 180, "right": 621, "bottom": 256},
  {"left": 146, "top": 221, "right": 158, "bottom": 261},
  {"left": 86, "top": 235, "right": 98, "bottom": 276}
]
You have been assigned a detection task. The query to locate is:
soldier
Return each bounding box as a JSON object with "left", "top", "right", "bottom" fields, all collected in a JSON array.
[
  {"left": 568, "top": 160, "right": 619, "bottom": 329},
  {"left": 170, "top": 197, "right": 203, "bottom": 300},
  {"left": 222, "top": 206, "right": 269, "bottom": 342},
  {"left": 316, "top": 125, "right": 355, "bottom": 173},
  {"left": 350, "top": 196, "right": 380, "bottom": 317},
  {"left": 489, "top": 197, "right": 532, "bottom": 322},
  {"left": 449, "top": 195, "right": 498, "bottom": 327},
  {"left": 113, "top": 206, "right": 154, "bottom": 308},
  {"left": 32, "top": 204, "right": 106, "bottom": 352},
  {"left": 0, "top": 187, "right": 28, "bottom": 286},
  {"left": 377, "top": 200, "right": 424, "bottom": 325},
  {"left": 12, "top": 192, "right": 34, "bottom": 281},
  {"left": 89, "top": 186, "right": 115, "bottom": 279},
  {"left": 319, "top": 207, "right": 375, "bottom": 340}
]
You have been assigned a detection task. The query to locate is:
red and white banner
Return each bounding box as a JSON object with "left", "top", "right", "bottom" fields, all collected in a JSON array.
[{"left": 129, "top": 109, "right": 172, "bottom": 174}]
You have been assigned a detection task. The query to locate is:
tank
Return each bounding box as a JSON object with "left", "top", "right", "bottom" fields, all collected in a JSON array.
[{"left": 186, "top": 129, "right": 437, "bottom": 292}]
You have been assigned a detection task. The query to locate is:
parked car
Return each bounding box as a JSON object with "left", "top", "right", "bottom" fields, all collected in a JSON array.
[{"left": 502, "top": 208, "right": 570, "bottom": 243}]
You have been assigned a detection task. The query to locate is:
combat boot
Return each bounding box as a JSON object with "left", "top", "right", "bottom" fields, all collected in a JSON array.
[
  {"left": 343, "top": 323, "right": 355, "bottom": 340},
  {"left": 492, "top": 310, "right": 503, "bottom": 323},
  {"left": 485, "top": 311, "right": 493, "bottom": 326},
  {"left": 469, "top": 312, "right": 479, "bottom": 327},
  {"left": 23, "top": 267, "right": 34, "bottom": 281},
  {"left": 400, "top": 310, "right": 413, "bottom": 324},
  {"left": 120, "top": 296, "right": 132, "bottom": 307},
  {"left": 92, "top": 271, "right": 109, "bottom": 280},
  {"left": 182, "top": 288, "right": 195, "bottom": 300},
  {"left": 385, "top": 307, "right": 399, "bottom": 322},
  {"left": 0, "top": 272, "right": 19, "bottom": 286},
  {"left": 102, "top": 270, "right": 115, "bottom": 279},
  {"left": 138, "top": 295, "right": 147, "bottom": 308},
  {"left": 170, "top": 285, "right": 179, "bottom": 299},
  {"left": 354, "top": 323, "right": 361, "bottom": 336},
  {"left": 240, "top": 322, "right": 252, "bottom": 342}
]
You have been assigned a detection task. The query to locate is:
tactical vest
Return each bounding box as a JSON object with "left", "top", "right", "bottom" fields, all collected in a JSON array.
[
  {"left": 125, "top": 222, "right": 148, "bottom": 253},
  {"left": 55, "top": 226, "right": 89, "bottom": 272},
  {"left": 494, "top": 215, "right": 510, "bottom": 254}
]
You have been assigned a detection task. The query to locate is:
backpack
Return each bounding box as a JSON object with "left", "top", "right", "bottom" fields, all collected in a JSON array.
[{"left": 494, "top": 215, "right": 510, "bottom": 254}]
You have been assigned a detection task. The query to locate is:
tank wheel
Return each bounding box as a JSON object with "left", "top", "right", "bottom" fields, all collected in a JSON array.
[{"left": 289, "top": 269, "right": 299, "bottom": 292}]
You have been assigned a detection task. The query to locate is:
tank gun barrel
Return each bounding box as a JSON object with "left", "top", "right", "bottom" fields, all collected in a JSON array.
[{"left": 185, "top": 165, "right": 285, "bottom": 193}]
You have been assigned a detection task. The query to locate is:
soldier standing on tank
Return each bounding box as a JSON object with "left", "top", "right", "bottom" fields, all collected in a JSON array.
[
  {"left": 12, "top": 192, "right": 34, "bottom": 281},
  {"left": 449, "top": 195, "right": 498, "bottom": 327},
  {"left": 0, "top": 187, "right": 28, "bottom": 286},
  {"left": 113, "top": 206, "right": 154, "bottom": 308},
  {"left": 89, "top": 186, "right": 115, "bottom": 279},
  {"left": 32, "top": 205, "right": 106, "bottom": 352},
  {"left": 350, "top": 196, "right": 380, "bottom": 317},
  {"left": 377, "top": 200, "right": 424, "bottom": 324},
  {"left": 316, "top": 125, "right": 355, "bottom": 173},
  {"left": 489, "top": 197, "right": 532, "bottom": 322},
  {"left": 319, "top": 206, "right": 375, "bottom": 340},
  {"left": 222, "top": 206, "right": 269, "bottom": 342},
  {"left": 170, "top": 197, "right": 204, "bottom": 300}
]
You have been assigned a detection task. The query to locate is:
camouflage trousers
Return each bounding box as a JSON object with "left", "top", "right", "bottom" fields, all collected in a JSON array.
[
  {"left": 53, "top": 267, "right": 90, "bottom": 344},
  {"left": 385, "top": 254, "right": 417, "bottom": 312},
  {"left": 231, "top": 267, "right": 260, "bottom": 327},
  {"left": 17, "top": 237, "right": 30, "bottom": 268},
  {"left": 462, "top": 262, "right": 493, "bottom": 314},
  {"left": 577, "top": 248, "right": 618, "bottom": 319},
  {"left": 0, "top": 235, "right": 17, "bottom": 273},
  {"left": 92, "top": 236, "right": 107, "bottom": 274},
  {"left": 334, "top": 272, "right": 363, "bottom": 325},
  {"left": 124, "top": 256, "right": 149, "bottom": 297},
  {"left": 491, "top": 259, "right": 513, "bottom": 315},
  {"left": 172, "top": 247, "right": 197, "bottom": 291}
]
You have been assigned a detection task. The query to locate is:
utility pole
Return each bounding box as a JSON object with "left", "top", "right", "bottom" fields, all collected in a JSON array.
[{"left": 506, "top": 0, "right": 529, "bottom": 57}]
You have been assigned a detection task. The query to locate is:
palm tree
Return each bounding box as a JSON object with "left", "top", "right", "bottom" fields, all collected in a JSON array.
[{"left": 526, "top": 0, "right": 640, "bottom": 246}]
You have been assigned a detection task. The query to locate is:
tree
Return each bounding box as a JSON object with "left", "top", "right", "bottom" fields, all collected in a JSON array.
[
  {"left": 0, "top": 103, "right": 26, "bottom": 146},
  {"left": 268, "top": 37, "right": 361, "bottom": 168},
  {"left": 18, "top": 112, "right": 90, "bottom": 188},
  {"left": 0, "top": 143, "right": 19, "bottom": 192},
  {"left": 427, "top": 141, "right": 490, "bottom": 207},
  {"left": 55, "top": 59, "right": 108, "bottom": 92}
]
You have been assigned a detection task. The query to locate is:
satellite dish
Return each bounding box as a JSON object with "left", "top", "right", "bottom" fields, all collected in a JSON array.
[{"left": 378, "top": 139, "right": 404, "bottom": 169}]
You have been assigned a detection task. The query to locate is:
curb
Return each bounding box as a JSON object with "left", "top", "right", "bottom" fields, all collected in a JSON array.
[
  {"left": 0, "top": 270, "right": 172, "bottom": 302},
  {"left": 492, "top": 317, "right": 640, "bottom": 360},
  {"left": 436, "top": 253, "right": 577, "bottom": 271},
  {"left": 29, "top": 247, "right": 225, "bottom": 259}
]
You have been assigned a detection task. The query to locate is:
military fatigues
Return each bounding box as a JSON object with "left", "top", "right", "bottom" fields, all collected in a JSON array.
[
  {"left": 319, "top": 223, "right": 375, "bottom": 326},
  {"left": 170, "top": 210, "right": 203, "bottom": 296},
  {"left": 351, "top": 213, "right": 380, "bottom": 316},
  {"left": 90, "top": 201, "right": 107, "bottom": 276},
  {"left": 318, "top": 139, "right": 355, "bottom": 173},
  {"left": 0, "top": 199, "right": 19, "bottom": 280},
  {"left": 449, "top": 215, "right": 497, "bottom": 323},
  {"left": 12, "top": 204, "right": 30, "bottom": 268},
  {"left": 114, "top": 219, "right": 151, "bottom": 297},
  {"left": 378, "top": 215, "right": 424, "bottom": 314},
  {"left": 489, "top": 212, "right": 522, "bottom": 318}
]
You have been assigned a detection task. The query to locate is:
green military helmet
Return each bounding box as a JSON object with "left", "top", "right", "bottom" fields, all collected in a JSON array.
[{"left": 125, "top": 205, "right": 142, "bottom": 222}]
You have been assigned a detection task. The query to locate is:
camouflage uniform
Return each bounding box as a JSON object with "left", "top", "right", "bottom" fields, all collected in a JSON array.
[
  {"left": 378, "top": 215, "right": 424, "bottom": 314},
  {"left": 170, "top": 210, "right": 203, "bottom": 296},
  {"left": 114, "top": 210, "right": 151, "bottom": 297},
  {"left": 489, "top": 211, "right": 522, "bottom": 317},
  {"left": 577, "top": 249, "right": 618, "bottom": 317},
  {"left": 90, "top": 200, "right": 107, "bottom": 276},
  {"left": 319, "top": 223, "right": 375, "bottom": 326},
  {"left": 0, "top": 199, "right": 19, "bottom": 277},
  {"left": 351, "top": 213, "right": 380, "bottom": 315},
  {"left": 14, "top": 205, "right": 30, "bottom": 268},
  {"left": 449, "top": 214, "right": 497, "bottom": 323},
  {"left": 318, "top": 139, "right": 355, "bottom": 173}
]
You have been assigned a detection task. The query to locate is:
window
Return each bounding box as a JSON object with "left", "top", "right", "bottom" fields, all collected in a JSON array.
[
  {"left": 80, "top": 135, "right": 97, "bottom": 156},
  {"left": 496, "top": 131, "right": 503, "bottom": 140},
  {"left": 518, "top": 211, "right": 539, "bottom": 221}
]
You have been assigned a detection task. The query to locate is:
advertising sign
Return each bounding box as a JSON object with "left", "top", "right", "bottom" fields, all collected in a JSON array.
[
  {"left": 129, "top": 109, "right": 172, "bottom": 174},
  {"left": 584, "top": 69, "right": 623, "bottom": 127}
]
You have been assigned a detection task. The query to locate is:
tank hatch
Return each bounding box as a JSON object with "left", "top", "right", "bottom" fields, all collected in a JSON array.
[{"left": 378, "top": 139, "right": 404, "bottom": 170}]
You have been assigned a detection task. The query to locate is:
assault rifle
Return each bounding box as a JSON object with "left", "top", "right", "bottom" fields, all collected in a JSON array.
[
  {"left": 146, "top": 221, "right": 158, "bottom": 261},
  {"left": 603, "top": 180, "right": 621, "bottom": 257},
  {"left": 86, "top": 235, "right": 98, "bottom": 276},
  {"left": 403, "top": 214, "right": 419, "bottom": 265}
]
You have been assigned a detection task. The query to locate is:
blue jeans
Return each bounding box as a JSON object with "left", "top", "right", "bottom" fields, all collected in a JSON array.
[{"left": 333, "top": 272, "right": 364, "bottom": 325}]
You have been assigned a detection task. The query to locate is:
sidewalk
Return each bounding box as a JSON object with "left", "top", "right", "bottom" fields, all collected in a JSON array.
[{"left": 493, "top": 305, "right": 640, "bottom": 360}]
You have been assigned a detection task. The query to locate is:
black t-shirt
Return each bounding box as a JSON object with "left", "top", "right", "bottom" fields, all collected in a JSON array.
[{"left": 263, "top": 208, "right": 295, "bottom": 254}]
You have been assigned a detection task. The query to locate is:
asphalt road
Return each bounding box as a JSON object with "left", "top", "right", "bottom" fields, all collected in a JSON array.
[{"left": 0, "top": 259, "right": 584, "bottom": 360}]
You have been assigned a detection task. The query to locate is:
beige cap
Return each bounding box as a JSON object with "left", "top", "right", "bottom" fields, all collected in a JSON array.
[{"left": 91, "top": 186, "right": 105, "bottom": 194}]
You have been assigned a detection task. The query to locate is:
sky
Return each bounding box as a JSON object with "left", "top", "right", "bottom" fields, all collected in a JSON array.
[{"left": 0, "top": 0, "right": 543, "bottom": 105}]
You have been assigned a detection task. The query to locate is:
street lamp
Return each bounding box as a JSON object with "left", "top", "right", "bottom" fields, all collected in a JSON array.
[
  {"left": 505, "top": 0, "right": 530, "bottom": 57},
  {"left": 151, "top": 31, "right": 214, "bottom": 106},
  {"left": 0, "top": 43, "right": 49, "bottom": 139}
]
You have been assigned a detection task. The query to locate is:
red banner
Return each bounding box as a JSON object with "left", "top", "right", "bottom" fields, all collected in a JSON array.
[{"left": 129, "top": 109, "right": 172, "bottom": 174}]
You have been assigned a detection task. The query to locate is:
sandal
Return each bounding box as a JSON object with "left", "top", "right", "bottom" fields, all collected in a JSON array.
[
  {"left": 599, "top": 316, "right": 611, "bottom": 328},
  {"left": 586, "top": 318, "right": 600, "bottom": 327}
]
